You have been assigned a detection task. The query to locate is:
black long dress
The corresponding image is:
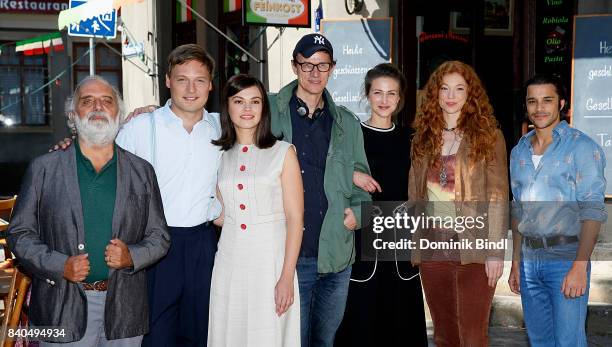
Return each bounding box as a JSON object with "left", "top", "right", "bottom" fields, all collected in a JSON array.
[{"left": 335, "top": 122, "right": 428, "bottom": 347}]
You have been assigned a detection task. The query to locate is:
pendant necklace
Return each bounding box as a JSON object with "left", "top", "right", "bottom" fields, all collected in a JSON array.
[{"left": 439, "top": 135, "right": 459, "bottom": 187}]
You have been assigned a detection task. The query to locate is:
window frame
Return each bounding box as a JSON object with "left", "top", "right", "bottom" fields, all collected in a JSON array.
[
  {"left": 0, "top": 40, "right": 52, "bottom": 129},
  {"left": 72, "top": 42, "right": 123, "bottom": 95}
]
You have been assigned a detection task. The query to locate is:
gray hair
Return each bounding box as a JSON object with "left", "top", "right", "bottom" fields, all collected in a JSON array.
[{"left": 65, "top": 75, "right": 126, "bottom": 132}]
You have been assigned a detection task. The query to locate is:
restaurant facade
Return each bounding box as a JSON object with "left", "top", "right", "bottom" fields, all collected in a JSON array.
[{"left": 1, "top": 0, "right": 612, "bottom": 194}]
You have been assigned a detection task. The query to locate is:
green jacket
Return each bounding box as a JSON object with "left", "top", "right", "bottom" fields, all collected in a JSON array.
[{"left": 269, "top": 80, "right": 372, "bottom": 274}]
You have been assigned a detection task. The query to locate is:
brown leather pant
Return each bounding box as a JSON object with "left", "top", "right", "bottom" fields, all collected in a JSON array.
[{"left": 420, "top": 261, "right": 495, "bottom": 347}]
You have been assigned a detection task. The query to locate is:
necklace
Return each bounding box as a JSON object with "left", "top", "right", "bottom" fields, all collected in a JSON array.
[
  {"left": 439, "top": 136, "right": 459, "bottom": 187},
  {"left": 443, "top": 127, "right": 456, "bottom": 132}
]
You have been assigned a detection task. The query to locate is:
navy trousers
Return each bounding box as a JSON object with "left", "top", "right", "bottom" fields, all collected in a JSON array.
[{"left": 142, "top": 222, "right": 217, "bottom": 347}]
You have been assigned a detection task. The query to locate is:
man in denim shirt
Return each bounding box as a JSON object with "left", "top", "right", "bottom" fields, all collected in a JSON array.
[{"left": 508, "top": 74, "right": 607, "bottom": 347}]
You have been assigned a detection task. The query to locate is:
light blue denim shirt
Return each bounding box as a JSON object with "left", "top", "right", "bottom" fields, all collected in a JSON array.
[{"left": 510, "top": 121, "right": 607, "bottom": 237}]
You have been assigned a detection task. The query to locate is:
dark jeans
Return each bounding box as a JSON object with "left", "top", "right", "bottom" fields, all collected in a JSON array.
[{"left": 297, "top": 257, "right": 351, "bottom": 347}]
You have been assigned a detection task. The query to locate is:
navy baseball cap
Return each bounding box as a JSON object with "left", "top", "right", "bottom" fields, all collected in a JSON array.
[{"left": 292, "top": 33, "right": 334, "bottom": 60}]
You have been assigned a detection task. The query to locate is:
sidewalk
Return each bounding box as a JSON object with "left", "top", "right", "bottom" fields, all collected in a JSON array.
[
  {"left": 426, "top": 324, "right": 529, "bottom": 347},
  {"left": 427, "top": 324, "right": 612, "bottom": 346}
]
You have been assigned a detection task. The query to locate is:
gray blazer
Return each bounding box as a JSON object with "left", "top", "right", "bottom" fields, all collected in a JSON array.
[{"left": 7, "top": 145, "right": 170, "bottom": 342}]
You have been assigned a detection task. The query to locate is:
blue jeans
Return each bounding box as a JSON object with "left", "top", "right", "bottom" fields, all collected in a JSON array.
[
  {"left": 297, "top": 257, "right": 352, "bottom": 347},
  {"left": 520, "top": 243, "right": 590, "bottom": 347}
]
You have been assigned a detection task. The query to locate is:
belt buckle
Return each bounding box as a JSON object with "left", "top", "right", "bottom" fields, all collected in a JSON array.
[
  {"left": 92, "top": 280, "right": 104, "bottom": 291},
  {"left": 526, "top": 237, "right": 543, "bottom": 249},
  {"left": 83, "top": 280, "right": 107, "bottom": 291}
]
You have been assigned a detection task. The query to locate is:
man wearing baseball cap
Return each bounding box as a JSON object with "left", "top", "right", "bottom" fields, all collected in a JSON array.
[{"left": 269, "top": 33, "right": 372, "bottom": 347}]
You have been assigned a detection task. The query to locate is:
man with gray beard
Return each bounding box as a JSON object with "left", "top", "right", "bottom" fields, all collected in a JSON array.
[{"left": 7, "top": 75, "right": 170, "bottom": 346}]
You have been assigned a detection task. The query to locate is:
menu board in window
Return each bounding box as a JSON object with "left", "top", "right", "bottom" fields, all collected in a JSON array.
[
  {"left": 535, "top": 0, "right": 574, "bottom": 90},
  {"left": 571, "top": 14, "right": 612, "bottom": 196},
  {"left": 321, "top": 18, "right": 392, "bottom": 120}
]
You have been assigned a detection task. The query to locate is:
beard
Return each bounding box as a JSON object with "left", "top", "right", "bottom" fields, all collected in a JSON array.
[{"left": 73, "top": 111, "right": 120, "bottom": 146}]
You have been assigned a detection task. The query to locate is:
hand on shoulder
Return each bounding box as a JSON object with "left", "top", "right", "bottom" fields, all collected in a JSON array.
[{"left": 126, "top": 105, "right": 159, "bottom": 121}]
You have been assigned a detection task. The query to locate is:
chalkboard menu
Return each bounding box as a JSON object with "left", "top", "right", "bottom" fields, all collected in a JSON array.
[
  {"left": 536, "top": 0, "right": 574, "bottom": 90},
  {"left": 321, "top": 18, "right": 392, "bottom": 120},
  {"left": 571, "top": 14, "right": 612, "bottom": 196}
]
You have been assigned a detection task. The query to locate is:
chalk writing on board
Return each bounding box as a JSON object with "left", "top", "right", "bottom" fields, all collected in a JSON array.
[
  {"left": 322, "top": 18, "right": 392, "bottom": 120},
  {"left": 571, "top": 14, "right": 612, "bottom": 195},
  {"left": 587, "top": 65, "right": 612, "bottom": 80},
  {"left": 595, "top": 134, "right": 611, "bottom": 147}
]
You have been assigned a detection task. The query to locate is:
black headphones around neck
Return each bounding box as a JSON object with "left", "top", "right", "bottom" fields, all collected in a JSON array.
[{"left": 296, "top": 97, "right": 324, "bottom": 120}]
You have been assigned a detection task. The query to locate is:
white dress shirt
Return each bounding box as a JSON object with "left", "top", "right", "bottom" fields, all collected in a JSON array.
[{"left": 115, "top": 100, "right": 222, "bottom": 227}]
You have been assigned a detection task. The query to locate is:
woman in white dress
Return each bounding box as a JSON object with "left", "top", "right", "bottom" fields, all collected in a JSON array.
[{"left": 208, "top": 74, "right": 304, "bottom": 347}]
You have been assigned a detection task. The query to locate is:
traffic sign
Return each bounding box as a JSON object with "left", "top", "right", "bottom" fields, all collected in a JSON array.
[{"left": 67, "top": 0, "right": 117, "bottom": 38}]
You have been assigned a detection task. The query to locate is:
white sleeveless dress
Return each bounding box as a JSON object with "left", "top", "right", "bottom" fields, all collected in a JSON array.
[{"left": 208, "top": 140, "right": 301, "bottom": 347}]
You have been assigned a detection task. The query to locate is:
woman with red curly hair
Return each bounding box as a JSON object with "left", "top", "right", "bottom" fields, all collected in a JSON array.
[{"left": 408, "top": 60, "right": 509, "bottom": 346}]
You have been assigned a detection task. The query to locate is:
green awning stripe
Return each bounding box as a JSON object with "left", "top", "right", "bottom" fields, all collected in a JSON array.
[{"left": 15, "top": 32, "right": 61, "bottom": 47}]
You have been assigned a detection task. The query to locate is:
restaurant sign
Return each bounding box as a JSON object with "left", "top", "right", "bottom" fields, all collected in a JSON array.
[{"left": 0, "top": 0, "right": 69, "bottom": 14}]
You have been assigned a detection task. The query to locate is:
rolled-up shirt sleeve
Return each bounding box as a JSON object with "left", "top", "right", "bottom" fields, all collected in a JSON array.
[{"left": 574, "top": 140, "right": 607, "bottom": 223}]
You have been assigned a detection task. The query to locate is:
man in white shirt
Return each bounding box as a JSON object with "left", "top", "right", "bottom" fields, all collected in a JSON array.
[{"left": 116, "top": 44, "right": 221, "bottom": 347}]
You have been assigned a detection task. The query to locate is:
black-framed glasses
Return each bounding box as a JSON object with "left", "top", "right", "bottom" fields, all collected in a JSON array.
[{"left": 293, "top": 61, "right": 334, "bottom": 72}]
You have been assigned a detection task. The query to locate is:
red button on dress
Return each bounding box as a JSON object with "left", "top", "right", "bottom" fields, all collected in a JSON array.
[
  {"left": 240, "top": 165, "right": 246, "bottom": 171},
  {"left": 237, "top": 184, "right": 244, "bottom": 190},
  {"left": 240, "top": 224, "right": 247, "bottom": 230},
  {"left": 242, "top": 146, "right": 249, "bottom": 152},
  {"left": 240, "top": 204, "right": 246, "bottom": 210}
]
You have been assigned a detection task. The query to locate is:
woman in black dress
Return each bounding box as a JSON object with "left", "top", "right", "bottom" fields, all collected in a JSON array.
[{"left": 336, "top": 63, "right": 428, "bottom": 347}]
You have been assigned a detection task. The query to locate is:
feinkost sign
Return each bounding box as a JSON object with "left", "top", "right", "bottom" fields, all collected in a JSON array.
[{"left": 244, "top": 0, "right": 310, "bottom": 28}]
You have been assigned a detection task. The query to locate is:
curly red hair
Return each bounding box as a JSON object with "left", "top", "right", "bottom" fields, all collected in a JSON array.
[{"left": 412, "top": 60, "right": 499, "bottom": 166}]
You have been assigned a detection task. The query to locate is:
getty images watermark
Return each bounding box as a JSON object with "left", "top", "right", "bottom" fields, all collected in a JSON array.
[
  {"left": 358, "top": 201, "right": 510, "bottom": 261},
  {"left": 371, "top": 212, "right": 507, "bottom": 251}
]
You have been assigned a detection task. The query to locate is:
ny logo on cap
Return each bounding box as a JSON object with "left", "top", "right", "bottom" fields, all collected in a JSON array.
[{"left": 314, "top": 35, "right": 325, "bottom": 45}]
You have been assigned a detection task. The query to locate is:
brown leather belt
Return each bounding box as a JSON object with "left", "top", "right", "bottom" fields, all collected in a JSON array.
[
  {"left": 81, "top": 280, "right": 108, "bottom": 291},
  {"left": 523, "top": 235, "right": 579, "bottom": 249}
]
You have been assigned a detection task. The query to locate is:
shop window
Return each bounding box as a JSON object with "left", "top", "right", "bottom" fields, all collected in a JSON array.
[
  {"left": 73, "top": 43, "right": 122, "bottom": 93},
  {"left": 224, "top": 24, "right": 250, "bottom": 79},
  {"left": 173, "top": 0, "right": 197, "bottom": 47},
  {"left": 218, "top": 10, "right": 250, "bottom": 89},
  {"left": 174, "top": 21, "right": 197, "bottom": 47},
  {"left": 0, "top": 42, "right": 50, "bottom": 127}
]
